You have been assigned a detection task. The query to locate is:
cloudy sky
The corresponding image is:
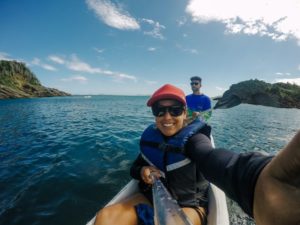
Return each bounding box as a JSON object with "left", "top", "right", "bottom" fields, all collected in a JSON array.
[{"left": 1, "top": 0, "right": 300, "bottom": 96}]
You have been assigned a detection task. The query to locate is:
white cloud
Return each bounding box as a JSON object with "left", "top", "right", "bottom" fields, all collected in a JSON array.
[
  {"left": 117, "top": 73, "right": 137, "bottom": 82},
  {"left": 189, "top": 49, "right": 199, "bottom": 54},
  {"left": 216, "top": 86, "right": 226, "bottom": 91},
  {"left": 31, "top": 58, "right": 40, "bottom": 65},
  {"left": 61, "top": 76, "right": 88, "bottom": 82},
  {"left": 67, "top": 55, "right": 101, "bottom": 73},
  {"left": 186, "top": 0, "right": 300, "bottom": 43},
  {"left": 275, "top": 78, "right": 300, "bottom": 85},
  {"left": 86, "top": 0, "right": 165, "bottom": 39},
  {"left": 176, "top": 44, "right": 199, "bottom": 54},
  {"left": 148, "top": 47, "right": 156, "bottom": 51},
  {"left": 0, "top": 52, "right": 12, "bottom": 61},
  {"left": 276, "top": 72, "right": 291, "bottom": 76},
  {"left": 177, "top": 17, "right": 187, "bottom": 27},
  {"left": 42, "top": 64, "right": 57, "bottom": 71},
  {"left": 86, "top": 0, "right": 140, "bottom": 30},
  {"left": 67, "top": 54, "right": 137, "bottom": 82},
  {"left": 31, "top": 57, "right": 57, "bottom": 71},
  {"left": 94, "top": 47, "right": 105, "bottom": 53},
  {"left": 48, "top": 55, "right": 65, "bottom": 64},
  {"left": 141, "top": 19, "right": 166, "bottom": 39},
  {"left": 0, "top": 52, "right": 25, "bottom": 63}
]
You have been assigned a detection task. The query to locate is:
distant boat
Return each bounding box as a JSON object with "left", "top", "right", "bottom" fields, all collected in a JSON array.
[{"left": 84, "top": 96, "right": 92, "bottom": 98}]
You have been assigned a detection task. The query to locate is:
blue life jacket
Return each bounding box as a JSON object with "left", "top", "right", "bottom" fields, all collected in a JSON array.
[
  {"left": 140, "top": 119, "right": 208, "bottom": 175},
  {"left": 139, "top": 119, "right": 210, "bottom": 207}
]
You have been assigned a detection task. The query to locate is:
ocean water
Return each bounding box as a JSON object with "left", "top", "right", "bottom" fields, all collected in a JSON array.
[{"left": 0, "top": 96, "right": 299, "bottom": 225}]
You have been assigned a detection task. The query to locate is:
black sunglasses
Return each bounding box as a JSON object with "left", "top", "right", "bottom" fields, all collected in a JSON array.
[
  {"left": 152, "top": 105, "right": 185, "bottom": 117},
  {"left": 190, "top": 82, "right": 200, "bottom": 86}
]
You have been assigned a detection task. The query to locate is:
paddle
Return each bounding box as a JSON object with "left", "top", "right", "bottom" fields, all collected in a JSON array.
[{"left": 151, "top": 174, "right": 193, "bottom": 225}]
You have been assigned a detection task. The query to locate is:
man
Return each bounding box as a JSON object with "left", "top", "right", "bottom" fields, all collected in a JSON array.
[{"left": 186, "top": 76, "right": 212, "bottom": 122}]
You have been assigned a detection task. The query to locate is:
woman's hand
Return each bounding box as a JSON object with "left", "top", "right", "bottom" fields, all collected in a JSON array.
[{"left": 140, "top": 166, "right": 161, "bottom": 184}]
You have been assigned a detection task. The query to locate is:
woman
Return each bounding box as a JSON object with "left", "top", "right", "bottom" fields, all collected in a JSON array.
[
  {"left": 94, "top": 84, "right": 212, "bottom": 225},
  {"left": 94, "top": 84, "right": 300, "bottom": 225}
]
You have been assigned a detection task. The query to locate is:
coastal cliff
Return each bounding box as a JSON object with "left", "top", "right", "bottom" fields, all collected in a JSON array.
[
  {"left": 214, "top": 79, "right": 300, "bottom": 109},
  {"left": 0, "top": 60, "right": 70, "bottom": 99}
]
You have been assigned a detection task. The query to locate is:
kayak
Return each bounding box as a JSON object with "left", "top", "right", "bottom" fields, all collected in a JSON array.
[
  {"left": 86, "top": 180, "right": 229, "bottom": 225},
  {"left": 86, "top": 137, "right": 229, "bottom": 225}
]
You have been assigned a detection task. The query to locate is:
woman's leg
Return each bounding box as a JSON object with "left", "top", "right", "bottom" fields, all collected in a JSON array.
[
  {"left": 182, "top": 207, "right": 207, "bottom": 225},
  {"left": 94, "top": 193, "right": 151, "bottom": 225}
]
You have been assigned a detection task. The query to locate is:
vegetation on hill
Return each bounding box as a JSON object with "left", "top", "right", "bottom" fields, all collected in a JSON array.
[
  {"left": 214, "top": 79, "right": 300, "bottom": 109},
  {"left": 0, "top": 60, "right": 70, "bottom": 99}
]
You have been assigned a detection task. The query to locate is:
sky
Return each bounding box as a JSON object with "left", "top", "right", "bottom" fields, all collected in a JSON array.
[{"left": 1, "top": 0, "right": 300, "bottom": 97}]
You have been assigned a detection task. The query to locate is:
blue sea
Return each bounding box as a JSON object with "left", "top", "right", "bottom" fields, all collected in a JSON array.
[{"left": 1, "top": 96, "right": 299, "bottom": 225}]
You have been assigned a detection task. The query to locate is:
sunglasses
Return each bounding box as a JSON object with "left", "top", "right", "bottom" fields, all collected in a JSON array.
[
  {"left": 152, "top": 105, "right": 185, "bottom": 117},
  {"left": 190, "top": 82, "right": 200, "bottom": 86}
]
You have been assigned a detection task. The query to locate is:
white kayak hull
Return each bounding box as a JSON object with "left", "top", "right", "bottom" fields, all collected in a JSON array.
[
  {"left": 86, "top": 179, "right": 229, "bottom": 225},
  {"left": 87, "top": 136, "right": 229, "bottom": 225}
]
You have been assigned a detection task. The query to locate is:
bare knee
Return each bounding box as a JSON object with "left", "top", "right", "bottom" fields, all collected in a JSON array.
[
  {"left": 94, "top": 193, "right": 149, "bottom": 225},
  {"left": 182, "top": 207, "right": 207, "bottom": 225},
  {"left": 94, "top": 204, "right": 138, "bottom": 225},
  {"left": 94, "top": 205, "right": 119, "bottom": 225}
]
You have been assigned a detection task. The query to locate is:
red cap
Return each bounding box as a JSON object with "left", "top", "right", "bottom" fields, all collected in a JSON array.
[{"left": 147, "top": 84, "right": 186, "bottom": 106}]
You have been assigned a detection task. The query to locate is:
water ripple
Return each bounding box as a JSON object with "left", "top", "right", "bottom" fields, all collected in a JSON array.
[{"left": 1, "top": 97, "right": 300, "bottom": 225}]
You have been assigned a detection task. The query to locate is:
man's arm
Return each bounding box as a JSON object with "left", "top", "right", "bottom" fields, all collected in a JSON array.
[
  {"left": 199, "top": 96, "right": 212, "bottom": 121},
  {"left": 186, "top": 133, "right": 272, "bottom": 216},
  {"left": 199, "top": 109, "right": 212, "bottom": 122},
  {"left": 253, "top": 130, "right": 300, "bottom": 225},
  {"left": 187, "top": 131, "right": 300, "bottom": 224}
]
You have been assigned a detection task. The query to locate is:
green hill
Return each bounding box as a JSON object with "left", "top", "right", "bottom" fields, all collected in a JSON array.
[
  {"left": 214, "top": 79, "right": 300, "bottom": 109},
  {"left": 0, "top": 60, "right": 70, "bottom": 99}
]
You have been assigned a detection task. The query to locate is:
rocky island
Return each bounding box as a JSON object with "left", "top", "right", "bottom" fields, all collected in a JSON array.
[
  {"left": 0, "top": 60, "right": 70, "bottom": 99},
  {"left": 214, "top": 79, "right": 300, "bottom": 109}
]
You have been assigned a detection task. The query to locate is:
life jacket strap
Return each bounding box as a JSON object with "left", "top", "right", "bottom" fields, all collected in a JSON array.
[{"left": 140, "top": 140, "right": 184, "bottom": 153}]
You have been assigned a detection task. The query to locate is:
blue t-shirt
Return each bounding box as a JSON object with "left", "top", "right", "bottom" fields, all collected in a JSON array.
[{"left": 186, "top": 94, "right": 211, "bottom": 112}]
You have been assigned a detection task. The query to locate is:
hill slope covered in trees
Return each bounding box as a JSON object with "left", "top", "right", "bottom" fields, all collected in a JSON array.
[
  {"left": 214, "top": 79, "right": 300, "bottom": 109},
  {"left": 0, "top": 60, "right": 70, "bottom": 99}
]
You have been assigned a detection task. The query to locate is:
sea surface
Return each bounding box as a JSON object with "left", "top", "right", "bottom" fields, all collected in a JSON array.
[{"left": 0, "top": 96, "right": 299, "bottom": 225}]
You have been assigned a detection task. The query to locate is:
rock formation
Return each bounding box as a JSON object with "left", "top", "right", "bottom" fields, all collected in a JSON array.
[
  {"left": 0, "top": 60, "right": 70, "bottom": 99},
  {"left": 214, "top": 79, "right": 300, "bottom": 109}
]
